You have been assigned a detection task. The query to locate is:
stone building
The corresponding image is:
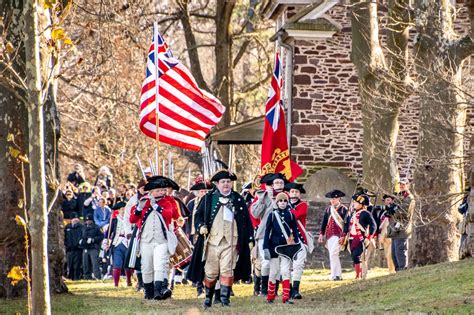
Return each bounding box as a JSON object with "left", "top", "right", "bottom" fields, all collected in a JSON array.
[
  {"left": 261, "top": 0, "right": 472, "bottom": 195},
  {"left": 257, "top": 0, "right": 472, "bottom": 267}
]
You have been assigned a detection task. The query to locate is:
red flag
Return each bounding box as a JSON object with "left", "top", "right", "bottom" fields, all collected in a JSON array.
[{"left": 260, "top": 53, "right": 303, "bottom": 181}]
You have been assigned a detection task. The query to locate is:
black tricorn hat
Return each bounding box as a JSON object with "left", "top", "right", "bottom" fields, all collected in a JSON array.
[
  {"left": 190, "top": 181, "right": 214, "bottom": 191},
  {"left": 355, "top": 187, "right": 376, "bottom": 198},
  {"left": 85, "top": 214, "right": 94, "bottom": 221},
  {"left": 325, "top": 189, "right": 346, "bottom": 198},
  {"left": 144, "top": 176, "right": 171, "bottom": 191},
  {"left": 284, "top": 182, "right": 306, "bottom": 194},
  {"left": 112, "top": 201, "right": 127, "bottom": 210},
  {"left": 167, "top": 178, "right": 180, "bottom": 191},
  {"left": 382, "top": 193, "right": 395, "bottom": 200},
  {"left": 210, "top": 169, "right": 237, "bottom": 182},
  {"left": 260, "top": 173, "right": 288, "bottom": 185},
  {"left": 242, "top": 181, "right": 252, "bottom": 190},
  {"left": 353, "top": 194, "right": 370, "bottom": 206}
]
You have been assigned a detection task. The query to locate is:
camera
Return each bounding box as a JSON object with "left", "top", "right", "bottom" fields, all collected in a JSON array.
[{"left": 373, "top": 204, "right": 399, "bottom": 217}]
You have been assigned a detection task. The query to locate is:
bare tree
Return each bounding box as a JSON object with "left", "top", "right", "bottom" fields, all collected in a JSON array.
[
  {"left": 350, "top": 0, "right": 412, "bottom": 195},
  {"left": 23, "top": 1, "right": 52, "bottom": 312},
  {"left": 0, "top": 0, "right": 67, "bottom": 304},
  {"left": 350, "top": 1, "right": 473, "bottom": 265},
  {"left": 411, "top": 1, "right": 474, "bottom": 265}
]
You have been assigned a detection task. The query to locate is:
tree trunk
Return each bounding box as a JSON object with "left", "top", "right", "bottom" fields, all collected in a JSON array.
[
  {"left": 214, "top": 1, "right": 235, "bottom": 163},
  {"left": 0, "top": 0, "right": 30, "bottom": 299},
  {"left": 24, "top": 0, "right": 51, "bottom": 312},
  {"left": 411, "top": 1, "right": 471, "bottom": 265},
  {"left": 350, "top": 0, "right": 411, "bottom": 195},
  {"left": 45, "top": 86, "right": 67, "bottom": 295}
]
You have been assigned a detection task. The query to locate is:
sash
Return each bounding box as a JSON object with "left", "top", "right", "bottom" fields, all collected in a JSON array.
[
  {"left": 330, "top": 205, "right": 344, "bottom": 230},
  {"left": 273, "top": 212, "right": 302, "bottom": 260},
  {"left": 352, "top": 210, "right": 375, "bottom": 249}
]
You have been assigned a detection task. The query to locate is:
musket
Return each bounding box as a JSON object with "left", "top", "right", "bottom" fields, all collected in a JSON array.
[
  {"left": 148, "top": 159, "right": 156, "bottom": 176},
  {"left": 155, "top": 149, "right": 159, "bottom": 176},
  {"left": 135, "top": 153, "right": 146, "bottom": 180},
  {"left": 201, "top": 192, "right": 209, "bottom": 262}
]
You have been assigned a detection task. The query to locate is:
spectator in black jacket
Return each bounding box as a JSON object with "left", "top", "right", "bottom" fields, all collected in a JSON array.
[
  {"left": 67, "top": 163, "right": 85, "bottom": 187},
  {"left": 64, "top": 213, "right": 83, "bottom": 280},
  {"left": 80, "top": 214, "right": 104, "bottom": 280},
  {"left": 77, "top": 182, "right": 92, "bottom": 219},
  {"left": 62, "top": 190, "right": 79, "bottom": 220}
]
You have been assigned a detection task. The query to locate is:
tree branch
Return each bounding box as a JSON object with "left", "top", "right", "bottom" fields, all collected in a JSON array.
[
  {"left": 448, "top": 35, "right": 474, "bottom": 67},
  {"left": 176, "top": 0, "right": 210, "bottom": 91},
  {"left": 350, "top": 1, "right": 386, "bottom": 80},
  {"left": 240, "top": 69, "right": 272, "bottom": 93},
  {"left": 189, "top": 13, "right": 214, "bottom": 19}
]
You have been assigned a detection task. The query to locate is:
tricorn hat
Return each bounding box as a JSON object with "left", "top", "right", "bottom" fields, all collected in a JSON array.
[
  {"left": 85, "top": 214, "right": 94, "bottom": 221},
  {"left": 353, "top": 194, "right": 370, "bottom": 206},
  {"left": 325, "top": 189, "right": 346, "bottom": 198},
  {"left": 190, "top": 181, "right": 214, "bottom": 191},
  {"left": 284, "top": 182, "right": 306, "bottom": 194},
  {"left": 112, "top": 201, "right": 127, "bottom": 210},
  {"left": 260, "top": 173, "right": 288, "bottom": 185},
  {"left": 382, "top": 193, "right": 395, "bottom": 200},
  {"left": 210, "top": 169, "right": 237, "bottom": 182},
  {"left": 144, "top": 176, "right": 172, "bottom": 191}
]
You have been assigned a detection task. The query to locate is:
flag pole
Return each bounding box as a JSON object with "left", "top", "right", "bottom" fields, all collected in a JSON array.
[{"left": 154, "top": 22, "right": 161, "bottom": 175}]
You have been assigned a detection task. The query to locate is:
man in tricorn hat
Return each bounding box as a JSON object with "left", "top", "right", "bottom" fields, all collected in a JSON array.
[
  {"left": 318, "top": 190, "right": 348, "bottom": 281},
  {"left": 284, "top": 182, "right": 308, "bottom": 299},
  {"left": 189, "top": 169, "right": 254, "bottom": 308},
  {"left": 130, "top": 176, "right": 179, "bottom": 300},
  {"left": 250, "top": 172, "right": 288, "bottom": 295},
  {"left": 123, "top": 178, "right": 148, "bottom": 291},
  {"left": 108, "top": 201, "right": 133, "bottom": 287},
  {"left": 186, "top": 176, "right": 214, "bottom": 297},
  {"left": 343, "top": 194, "right": 376, "bottom": 279}
]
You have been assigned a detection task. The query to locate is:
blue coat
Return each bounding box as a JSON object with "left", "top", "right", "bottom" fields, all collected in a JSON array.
[
  {"left": 263, "top": 207, "right": 300, "bottom": 258},
  {"left": 94, "top": 206, "right": 111, "bottom": 229}
]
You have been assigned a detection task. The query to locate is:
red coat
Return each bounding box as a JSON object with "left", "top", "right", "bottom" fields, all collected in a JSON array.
[
  {"left": 290, "top": 199, "right": 308, "bottom": 245},
  {"left": 249, "top": 195, "right": 261, "bottom": 229},
  {"left": 129, "top": 195, "right": 179, "bottom": 232}
]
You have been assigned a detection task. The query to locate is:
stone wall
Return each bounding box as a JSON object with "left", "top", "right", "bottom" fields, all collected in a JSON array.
[
  {"left": 290, "top": 4, "right": 362, "bottom": 182},
  {"left": 288, "top": 3, "right": 473, "bottom": 185}
]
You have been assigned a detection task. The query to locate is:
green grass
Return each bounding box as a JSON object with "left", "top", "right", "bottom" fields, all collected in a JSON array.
[{"left": 1, "top": 259, "right": 473, "bottom": 314}]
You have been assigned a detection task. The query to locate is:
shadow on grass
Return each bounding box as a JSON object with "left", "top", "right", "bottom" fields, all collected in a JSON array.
[{"left": 1, "top": 260, "right": 473, "bottom": 314}]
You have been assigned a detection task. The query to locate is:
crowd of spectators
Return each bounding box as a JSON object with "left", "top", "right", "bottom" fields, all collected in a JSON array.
[{"left": 62, "top": 164, "right": 136, "bottom": 281}]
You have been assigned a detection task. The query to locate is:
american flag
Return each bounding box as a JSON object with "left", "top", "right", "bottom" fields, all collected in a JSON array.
[
  {"left": 139, "top": 24, "right": 225, "bottom": 151},
  {"left": 260, "top": 52, "right": 303, "bottom": 181}
]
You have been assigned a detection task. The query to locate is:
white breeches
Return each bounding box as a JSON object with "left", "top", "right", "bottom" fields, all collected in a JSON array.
[{"left": 140, "top": 241, "right": 170, "bottom": 283}]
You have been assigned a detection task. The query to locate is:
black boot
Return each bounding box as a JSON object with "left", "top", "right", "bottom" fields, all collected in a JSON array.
[
  {"left": 261, "top": 275, "right": 269, "bottom": 296},
  {"left": 213, "top": 289, "right": 221, "bottom": 304},
  {"left": 196, "top": 281, "right": 204, "bottom": 297},
  {"left": 143, "top": 282, "right": 154, "bottom": 300},
  {"left": 253, "top": 275, "right": 261, "bottom": 296},
  {"left": 161, "top": 278, "right": 172, "bottom": 300},
  {"left": 220, "top": 285, "right": 231, "bottom": 307},
  {"left": 153, "top": 281, "right": 163, "bottom": 300},
  {"left": 203, "top": 285, "right": 215, "bottom": 309},
  {"left": 292, "top": 280, "right": 302, "bottom": 299},
  {"left": 136, "top": 272, "right": 144, "bottom": 292}
]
